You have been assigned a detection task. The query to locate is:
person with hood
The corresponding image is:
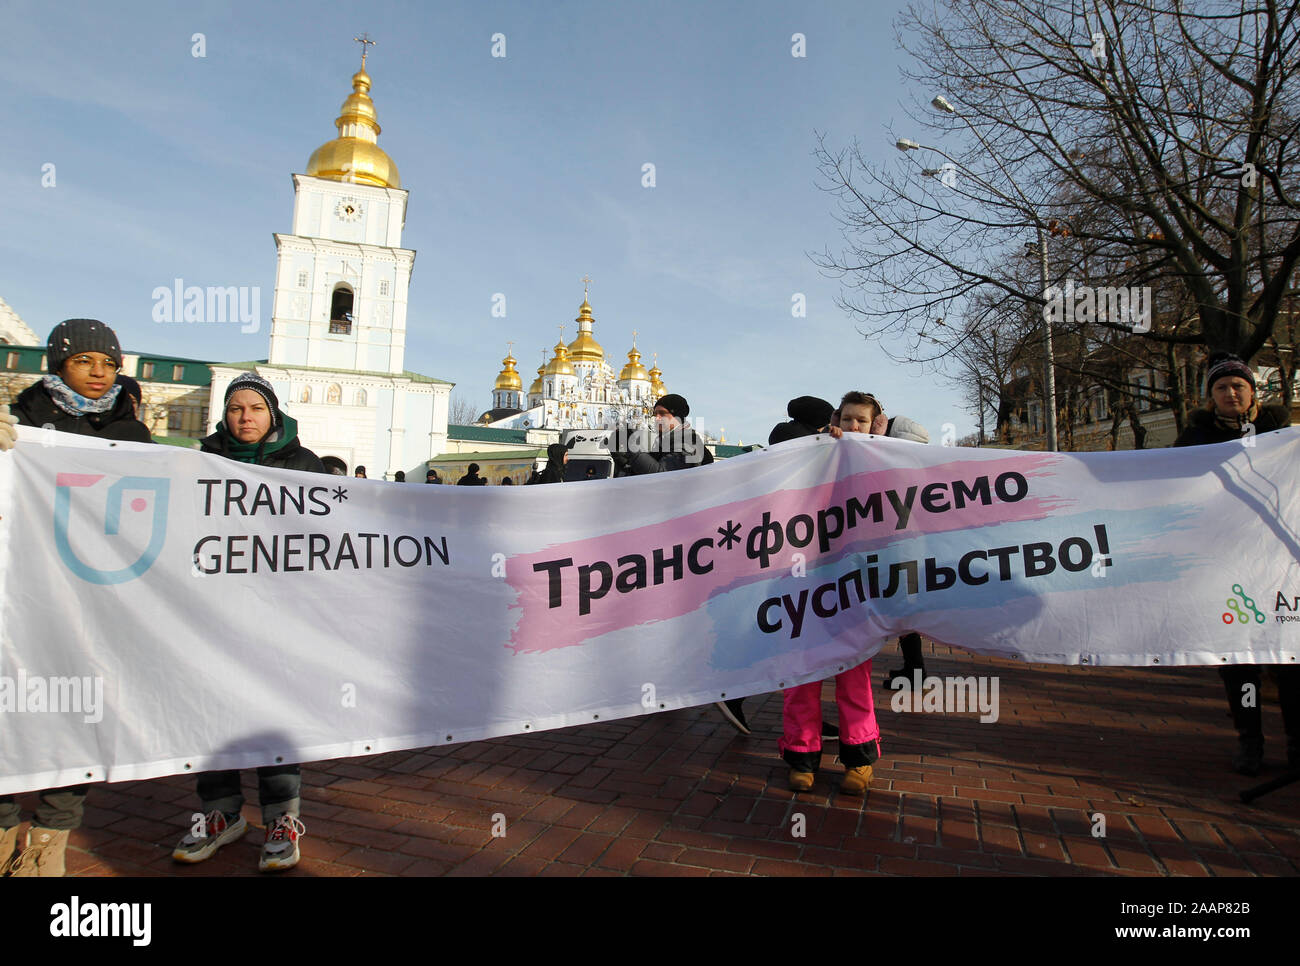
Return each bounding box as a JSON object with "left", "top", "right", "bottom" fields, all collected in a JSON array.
[
  {"left": 172, "top": 371, "right": 322, "bottom": 872},
  {"left": 526, "top": 443, "right": 571, "bottom": 485},
  {"left": 1, "top": 318, "right": 151, "bottom": 877},
  {"left": 1174, "top": 353, "right": 1299, "bottom": 776},
  {"left": 457, "top": 462, "right": 487, "bottom": 485},
  {"left": 426, "top": 468, "right": 442, "bottom": 484}
]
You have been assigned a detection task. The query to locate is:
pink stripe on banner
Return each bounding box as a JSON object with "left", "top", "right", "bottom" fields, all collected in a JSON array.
[
  {"left": 55, "top": 473, "right": 105, "bottom": 487},
  {"left": 505, "top": 454, "right": 1063, "bottom": 654}
]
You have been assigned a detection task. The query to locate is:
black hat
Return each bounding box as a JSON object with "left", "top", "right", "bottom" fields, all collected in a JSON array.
[
  {"left": 655, "top": 393, "right": 689, "bottom": 420},
  {"left": 769, "top": 420, "right": 817, "bottom": 446},
  {"left": 1205, "top": 353, "right": 1255, "bottom": 393},
  {"left": 787, "top": 396, "right": 833, "bottom": 431},
  {"left": 224, "top": 372, "right": 280, "bottom": 426},
  {"left": 47, "top": 319, "right": 123, "bottom": 374},
  {"left": 468, "top": 462, "right": 480, "bottom": 474}
]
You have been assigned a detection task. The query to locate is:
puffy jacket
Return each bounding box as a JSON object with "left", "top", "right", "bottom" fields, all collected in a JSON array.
[
  {"left": 1173, "top": 404, "right": 1290, "bottom": 448},
  {"left": 12, "top": 380, "right": 152, "bottom": 443}
]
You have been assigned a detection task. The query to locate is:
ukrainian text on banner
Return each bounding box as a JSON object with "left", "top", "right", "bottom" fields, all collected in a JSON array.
[{"left": 0, "top": 426, "right": 1297, "bottom": 794}]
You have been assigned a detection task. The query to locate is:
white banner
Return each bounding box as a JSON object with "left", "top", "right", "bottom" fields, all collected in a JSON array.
[{"left": 1, "top": 426, "right": 1298, "bottom": 795}]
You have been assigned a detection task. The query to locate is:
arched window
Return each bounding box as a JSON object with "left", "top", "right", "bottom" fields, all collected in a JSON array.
[
  {"left": 329, "top": 285, "right": 354, "bottom": 335},
  {"left": 327, "top": 384, "right": 342, "bottom": 405},
  {"left": 299, "top": 386, "right": 312, "bottom": 404},
  {"left": 355, "top": 389, "right": 367, "bottom": 406}
]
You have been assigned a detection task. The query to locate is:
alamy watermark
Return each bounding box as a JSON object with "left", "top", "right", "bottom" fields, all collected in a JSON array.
[
  {"left": 0, "top": 669, "right": 104, "bottom": 723},
  {"left": 889, "top": 670, "right": 1000, "bottom": 723},
  {"left": 152, "top": 279, "right": 260, "bottom": 333},
  {"left": 1043, "top": 280, "right": 1151, "bottom": 333}
]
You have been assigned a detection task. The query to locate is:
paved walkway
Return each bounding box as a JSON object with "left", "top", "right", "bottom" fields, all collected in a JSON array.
[{"left": 31, "top": 642, "right": 1300, "bottom": 876}]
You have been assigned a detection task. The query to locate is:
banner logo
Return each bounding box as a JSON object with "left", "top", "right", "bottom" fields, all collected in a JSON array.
[
  {"left": 53, "top": 474, "right": 170, "bottom": 585},
  {"left": 1222, "top": 583, "right": 1265, "bottom": 625}
]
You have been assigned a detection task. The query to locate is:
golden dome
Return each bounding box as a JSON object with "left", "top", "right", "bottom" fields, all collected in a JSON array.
[
  {"left": 566, "top": 297, "right": 605, "bottom": 363},
  {"left": 493, "top": 351, "right": 522, "bottom": 391},
  {"left": 649, "top": 355, "right": 666, "bottom": 397},
  {"left": 306, "top": 67, "right": 401, "bottom": 188},
  {"left": 528, "top": 356, "right": 546, "bottom": 396},
  {"left": 544, "top": 340, "right": 574, "bottom": 376},
  {"left": 619, "top": 345, "right": 649, "bottom": 381}
]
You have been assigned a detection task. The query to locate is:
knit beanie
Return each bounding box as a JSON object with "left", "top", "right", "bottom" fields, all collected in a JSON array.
[
  {"left": 655, "top": 393, "right": 690, "bottom": 420},
  {"left": 1205, "top": 353, "right": 1255, "bottom": 393},
  {"left": 224, "top": 372, "right": 280, "bottom": 426},
  {"left": 46, "top": 319, "right": 123, "bottom": 374}
]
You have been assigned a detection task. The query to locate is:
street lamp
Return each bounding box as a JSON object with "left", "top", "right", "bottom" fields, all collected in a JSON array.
[{"left": 898, "top": 96, "right": 1059, "bottom": 451}]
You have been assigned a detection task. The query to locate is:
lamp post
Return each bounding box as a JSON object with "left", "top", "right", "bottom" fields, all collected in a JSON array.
[{"left": 897, "top": 103, "right": 1060, "bottom": 451}]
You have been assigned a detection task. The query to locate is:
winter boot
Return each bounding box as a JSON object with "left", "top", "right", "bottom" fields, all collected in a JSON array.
[
  {"left": 885, "top": 632, "right": 927, "bottom": 687},
  {"left": 0, "top": 824, "right": 19, "bottom": 872},
  {"left": 783, "top": 749, "right": 821, "bottom": 792},
  {"left": 8, "top": 827, "right": 70, "bottom": 877}
]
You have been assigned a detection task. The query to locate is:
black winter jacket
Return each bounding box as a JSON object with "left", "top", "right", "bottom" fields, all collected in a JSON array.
[
  {"left": 1172, "top": 403, "right": 1291, "bottom": 448},
  {"left": 12, "top": 380, "right": 152, "bottom": 443}
]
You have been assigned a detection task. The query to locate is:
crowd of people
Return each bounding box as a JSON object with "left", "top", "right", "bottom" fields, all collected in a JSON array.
[{"left": 0, "top": 318, "right": 1294, "bottom": 876}]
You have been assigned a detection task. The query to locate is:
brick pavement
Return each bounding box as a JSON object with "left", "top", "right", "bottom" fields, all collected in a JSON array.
[{"left": 18, "top": 642, "right": 1300, "bottom": 876}]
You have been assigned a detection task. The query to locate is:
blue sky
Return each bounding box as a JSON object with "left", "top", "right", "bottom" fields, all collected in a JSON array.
[{"left": 0, "top": 0, "right": 972, "bottom": 444}]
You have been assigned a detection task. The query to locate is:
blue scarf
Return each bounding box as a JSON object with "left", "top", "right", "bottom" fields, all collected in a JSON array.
[{"left": 42, "top": 374, "right": 122, "bottom": 417}]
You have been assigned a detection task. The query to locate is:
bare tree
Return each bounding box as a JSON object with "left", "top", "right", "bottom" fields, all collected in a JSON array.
[
  {"left": 814, "top": 0, "right": 1300, "bottom": 366},
  {"left": 448, "top": 394, "right": 480, "bottom": 426}
]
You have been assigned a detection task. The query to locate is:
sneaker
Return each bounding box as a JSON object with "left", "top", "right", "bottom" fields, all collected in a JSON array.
[
  {"left": 173, "top": 810, "right": 247, "bottom": 863},
  {"left": 259, "top": 814, "right": 305, "bottom": 872},
  {"left": 840, "top": 765, "right": 874, "bottom": 795},
  {"left": 714, "top": 698, "right": 751, "bottom": 736},
  {"left": 7, "top": 827, "right": 70, "bottom": 877}
]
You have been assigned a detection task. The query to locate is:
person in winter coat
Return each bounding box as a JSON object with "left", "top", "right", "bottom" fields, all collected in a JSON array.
[
  {"left": 526, "top": 443, "right": 571, "bottom": 485},
  {"left": 172, "top": 372, "right": 322, "bottom": 872},
  {"left": 1173, "top": 353, "right": 1299, "bottom": 776},
  {"left": 457, "top": 463, "right": 487, "bottom": 485},
  {"left": 617, "top": 394, "right": 714, "bottom": 475},
  {"left": 777, "top": 390, "right": 915, "bottom": 795},
  {"left": 1, "top": 318, "right": 151, "bottom": 877},
  {"left": 829, "top": 394, "right": 932, "bottom": 686},
  {"left": 9, "top": 320, "right": 152, "bottom": 445},
  {"left": 198, "top": 372, "right": 325, "bottom": 474}
]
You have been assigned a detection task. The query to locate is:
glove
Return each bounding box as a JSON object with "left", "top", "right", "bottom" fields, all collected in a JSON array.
[{"left": 0, "top": 404, "right": 17, "bottom": 452}]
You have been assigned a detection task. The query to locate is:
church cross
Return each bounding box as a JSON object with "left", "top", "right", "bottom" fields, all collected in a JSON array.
[
  {"left": 354, "top": 33, "right": 376, "bottom": 68},
  {"left": 581, "top": 275, "right": 592, "bottom": 298}
]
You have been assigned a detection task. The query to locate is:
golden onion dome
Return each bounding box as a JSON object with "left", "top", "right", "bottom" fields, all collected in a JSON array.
[
  {"left": 648, "top": 356, "right": 666, "bottom": 397},
  {"left": 566, "top": 297, "right": 606, "bottom": 363},
  {"left": 493, "top": 351, "right": 522, "bottom": 391},
  {"left": 619, "top": 345, "right": 649, "bottom": 381},
  {"left": 528, "top": 357, "right": 546, "bottom": 396},
  {"left": 305, "top": 67, "right": 401, "bottom": 188},
  {"left": 544, "top": 340, "right": 575, "bottom": 375}
]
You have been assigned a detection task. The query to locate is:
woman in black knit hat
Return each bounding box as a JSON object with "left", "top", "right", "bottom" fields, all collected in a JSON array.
[
  {"left": 1, "top": 319, "right": 151, "bottom": 877},
  {"left": 173, "top": 370, "right": 323, "bottom": 872},
  {"left": 1174, "top": 353, "right": 1298, "bottom": 775}
]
